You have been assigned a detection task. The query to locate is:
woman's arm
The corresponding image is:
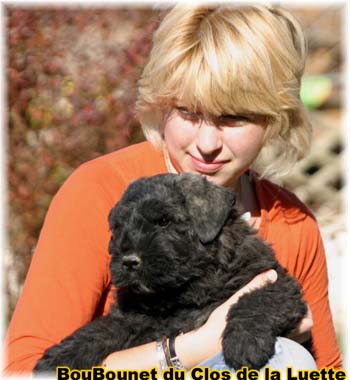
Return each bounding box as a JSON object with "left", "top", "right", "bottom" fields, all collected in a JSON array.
[
  {"left": 297, "top": 220, "right": 342, "bottom": 368},
  {"left": 4, "top": 163, "right": 124, "bottom": 374},
  {"left": 102, "top": 270, "right": 278, "bottom": 370},
  {"left": 254, "top": 177, "right": 342, "bottom": 368}
]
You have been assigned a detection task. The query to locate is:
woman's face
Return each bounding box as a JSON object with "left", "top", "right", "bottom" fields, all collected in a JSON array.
[{"left": 163, "top": 107, "right": 267, "bottom": 188}]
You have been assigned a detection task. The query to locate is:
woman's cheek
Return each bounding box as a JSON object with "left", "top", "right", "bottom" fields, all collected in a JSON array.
[
  {"left": 224, "top": 126, "right": 265, "bottom": 162},
  {"left": 163, "top": 118, "right": 197, "bottom": 149}
]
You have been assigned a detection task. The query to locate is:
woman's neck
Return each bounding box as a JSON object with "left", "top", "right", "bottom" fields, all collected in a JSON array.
[{"left": 239, "top": 173, "right": 261, "bottom": 228}]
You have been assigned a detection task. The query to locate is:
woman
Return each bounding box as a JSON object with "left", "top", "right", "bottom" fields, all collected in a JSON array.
[{"left": 5, "top": 4, "right": 342, "bottom": 374}]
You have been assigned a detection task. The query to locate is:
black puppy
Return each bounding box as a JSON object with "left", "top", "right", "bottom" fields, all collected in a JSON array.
[{"left": 34, "top": 173, "right": 307, "bottom": 372}]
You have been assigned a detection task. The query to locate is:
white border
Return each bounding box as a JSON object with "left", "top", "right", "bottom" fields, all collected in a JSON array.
[{"left": 0, "top": 0, "right": 349, "bottom": 377}]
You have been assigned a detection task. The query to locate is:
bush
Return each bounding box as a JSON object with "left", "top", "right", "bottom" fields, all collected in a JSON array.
[{"left": 6, "top": 7, "right": 160, "bottom": 323}]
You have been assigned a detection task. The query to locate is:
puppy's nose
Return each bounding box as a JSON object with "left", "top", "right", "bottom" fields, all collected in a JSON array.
[{"left": 122, "top": 254, "right": 141, "bottom": 270}]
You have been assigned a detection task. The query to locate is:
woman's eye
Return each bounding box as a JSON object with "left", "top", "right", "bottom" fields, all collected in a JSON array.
[
  {"left": 176, "top": 107, "right": 198, "bottom": 120},
  {"left": 218, "top": 114, "right": 251, "bottom": 125}
]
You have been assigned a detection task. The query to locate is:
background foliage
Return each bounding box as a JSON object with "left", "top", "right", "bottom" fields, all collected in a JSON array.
[{"left": 7, "top": 7, "right": 160, "bottom": 323}]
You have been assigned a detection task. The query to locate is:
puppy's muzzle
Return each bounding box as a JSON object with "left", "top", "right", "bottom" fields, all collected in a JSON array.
[{"left": 122, "top": 254, "right": 142, "bottom": 271}]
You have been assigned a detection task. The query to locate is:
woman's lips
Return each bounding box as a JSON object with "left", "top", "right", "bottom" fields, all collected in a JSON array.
[{"left": 190, "top": 155, "right": 229, "bottom": 173}]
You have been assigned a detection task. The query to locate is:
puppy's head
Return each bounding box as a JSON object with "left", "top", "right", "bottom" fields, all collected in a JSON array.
[{"left": 108, "top": 173, "right": 236, "bottom": 294}]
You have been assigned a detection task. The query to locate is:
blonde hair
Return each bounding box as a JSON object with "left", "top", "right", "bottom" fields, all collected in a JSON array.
[{"left": 136, "top": 5, "right": 312, "bottom": 177}]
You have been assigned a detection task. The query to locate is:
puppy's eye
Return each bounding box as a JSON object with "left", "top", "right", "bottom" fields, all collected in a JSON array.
[{"left": 156, "top": 217, "right": 170, "bottom": 227}]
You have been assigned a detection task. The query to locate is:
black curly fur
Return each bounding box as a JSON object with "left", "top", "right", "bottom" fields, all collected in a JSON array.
[{"left": 34, "top": 173, "right": 307, "bottom": 373}]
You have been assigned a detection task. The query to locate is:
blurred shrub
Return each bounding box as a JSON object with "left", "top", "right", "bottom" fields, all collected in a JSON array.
[{"left": 7, "top": 7, "right": 160, "bottom": 321}]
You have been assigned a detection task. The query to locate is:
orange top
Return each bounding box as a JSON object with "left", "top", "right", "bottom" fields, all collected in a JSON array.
[{"left": 4, "top": 141, "right": 342, "bottom": 374}]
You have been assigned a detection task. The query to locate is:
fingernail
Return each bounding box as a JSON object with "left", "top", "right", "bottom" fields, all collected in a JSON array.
[{"left": 266, "top": 270, "right": 277, "bottom": 282}]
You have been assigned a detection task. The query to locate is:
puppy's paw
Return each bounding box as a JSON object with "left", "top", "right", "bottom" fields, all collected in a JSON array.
[{"left": 222, "top": 329, "right": 275, "bottom": 370}]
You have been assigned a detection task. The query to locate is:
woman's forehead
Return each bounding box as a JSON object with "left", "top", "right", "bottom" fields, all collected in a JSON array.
[
  {"left": 170, "top": 91, "right": 273, "bottom": 118},
  {"left": 161, "top": 57, "right": 279, "bottom": 118}
]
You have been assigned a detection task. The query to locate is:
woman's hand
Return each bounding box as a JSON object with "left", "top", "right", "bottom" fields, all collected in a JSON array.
[
  {"left": 194, "top": 269, "right": 278, "bottom": 354},
  {"left": 287, "top": 304, "right": 313, "bottom": 344}
]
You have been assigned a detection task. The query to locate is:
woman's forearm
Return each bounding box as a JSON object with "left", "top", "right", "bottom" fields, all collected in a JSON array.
[{"left": 102, "top": 326, "right": 219, "bottom": 370}]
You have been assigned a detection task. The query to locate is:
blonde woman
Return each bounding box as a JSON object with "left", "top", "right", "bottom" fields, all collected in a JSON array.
[{"left": 5, "top": 5, "right": 342, "bottom": 375}]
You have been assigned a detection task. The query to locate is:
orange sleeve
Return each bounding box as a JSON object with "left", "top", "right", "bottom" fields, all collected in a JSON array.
[
  {"left": 255, "top": 176, "right": 342, "bottom": 369},
  {"left": 4, "top": 162, "right": 125, "bottom": 375},
  {"left": 293, "top": 217, "right": 342, "bottom": 369}
]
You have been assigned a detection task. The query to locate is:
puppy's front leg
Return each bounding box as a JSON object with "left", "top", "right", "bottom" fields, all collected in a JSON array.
[
  {"left": 221, "top": 273, "right": 307, "bottom": 370},
  {"left": 34, "top": 314, "right": 133, "bottom": 373}
]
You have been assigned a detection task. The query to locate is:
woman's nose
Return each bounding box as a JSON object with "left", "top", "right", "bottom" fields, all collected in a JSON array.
[{"left": 195, "top": 121, "right": 222, "bottom": 156}]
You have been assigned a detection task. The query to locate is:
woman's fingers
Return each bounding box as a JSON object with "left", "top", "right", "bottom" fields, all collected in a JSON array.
[
  {"left": 207, "top": 269, "right": 278, "bottom": 323},
  {"left": 201, "top": 269, "right": 279, "bottom": 351},
  {"left": 233, "top": 269, "right": 278, "bottom": 302},
  {"left": 288, "top": 304, "right": 313, "bottom": 343}
]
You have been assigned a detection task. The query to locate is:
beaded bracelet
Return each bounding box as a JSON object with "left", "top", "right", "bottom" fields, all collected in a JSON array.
[
  {"left": 162, "top": 336, "right": 171, "bottom": 366},
  {"left": 156, "top": 339, "right": 168, "bottom": 372}
]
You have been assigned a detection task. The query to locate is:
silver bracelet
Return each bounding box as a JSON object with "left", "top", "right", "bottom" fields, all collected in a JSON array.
[{"left": 156, "top": 339, "right": 168, "bottom": 372}]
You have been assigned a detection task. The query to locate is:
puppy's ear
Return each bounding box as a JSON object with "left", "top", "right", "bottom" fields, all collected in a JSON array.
[{"left": 175, "top": 174, "right": 236, "bottom": 244}]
